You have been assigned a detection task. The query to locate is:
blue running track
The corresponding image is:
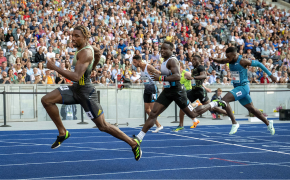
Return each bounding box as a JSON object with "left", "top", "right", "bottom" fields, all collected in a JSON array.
[{"left": 0, "top": 123, "right": 290, "bottom": 179}]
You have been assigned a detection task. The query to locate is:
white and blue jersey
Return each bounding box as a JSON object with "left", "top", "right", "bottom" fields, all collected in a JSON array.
[
  {"left": 141, "top": 64, "right": 158, "bottom": 103},
  {"left": 229, "top": 55, "right": 252, "bottom": 106}
]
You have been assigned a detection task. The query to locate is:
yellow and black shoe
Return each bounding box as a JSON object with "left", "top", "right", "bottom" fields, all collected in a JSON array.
[
  {"left": 51, "top": 130, "right": 70, "bottom": 149},
  {"left": 132, "top": 136, "right": 142, "bottom": 161}
]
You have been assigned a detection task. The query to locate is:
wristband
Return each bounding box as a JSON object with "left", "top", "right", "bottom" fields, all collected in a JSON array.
[{"left": 159, "top": 76, "right": 165, "bottom": 81}]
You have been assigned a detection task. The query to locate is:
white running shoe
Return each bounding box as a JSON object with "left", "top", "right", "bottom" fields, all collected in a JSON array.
[
  {"left": 229, "top": 123, "right": 240, "bottom": 135},
  {"left": 267, "top": 120, "right": 275, "bottom": 135},
  {"left": 152, "top": 126, "right": 163, "bottom": 133}
]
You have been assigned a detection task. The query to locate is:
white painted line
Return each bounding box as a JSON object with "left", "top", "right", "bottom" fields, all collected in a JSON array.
[
  {"left": 23, "top": 162, "right": 289, "bottom": 180},
  {"left": 157, "top": 132, "right": 290, "bottom": 155}
]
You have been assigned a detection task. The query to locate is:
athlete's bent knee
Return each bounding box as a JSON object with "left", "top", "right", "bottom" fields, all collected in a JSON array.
[
  {"left": 41, "top": 96, "right": 50, "bottom": 107},
  {"left": 148, "top": 110, "right": 159, "bottom": 119},
  {"left": 97, "top": 122, "right": 109, "bottom": 132}
]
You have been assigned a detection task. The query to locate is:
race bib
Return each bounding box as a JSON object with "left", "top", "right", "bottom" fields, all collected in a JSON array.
[
  {"left": 231, "top": 71, "right": 240, "bottom": 83},
  {"left": 60, "top": 86, "right": 69, "bottom": 91},
  {"left": 162, "top": 81, "right": 170, "bottom": 88},
  {"left": 141, "top": 77, "right": 150, "bottom": 84},
  {"left": 152, "top": 94, "right": 157, "bottom": 100},
  {"left": 191, "top": 79, "right": 196, "bottom": 86}
]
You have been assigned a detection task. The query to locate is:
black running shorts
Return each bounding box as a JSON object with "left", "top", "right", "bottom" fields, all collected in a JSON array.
[
  {"left": 144, "top": 92, "right": 158, "bottom": 103},
  {"left": 156, "top": 84, "right": 189, "bottom": 109},
  {"left": 187, "top": 88, "right": 209, "bottom": 104},
  {"left": 57, "top": 84, "right": 103, "bottom": 120}
]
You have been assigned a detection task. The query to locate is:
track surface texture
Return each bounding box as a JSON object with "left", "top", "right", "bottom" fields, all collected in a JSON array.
[{"left": 0, "top": 123, "right": 290, "bottom": 179}]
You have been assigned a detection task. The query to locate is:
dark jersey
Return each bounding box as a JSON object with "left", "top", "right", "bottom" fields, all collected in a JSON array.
[{"left": 191, "top": 65, "right": 206, "bottom": 90}]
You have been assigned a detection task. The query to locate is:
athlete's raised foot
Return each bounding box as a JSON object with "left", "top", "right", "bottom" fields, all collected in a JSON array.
[
  {"left": 132, "top": 136, "right": 142, "bottom": 161},
  {"left": 267, "top": 120, "right": 275, "bottom": 135},
  {"left": 190, "top": 120, "right": 200, "bottom": 128},
  {"left": 229, "top": 123, "right": 239, "bottom": 135},
  {"left": 213, "top": 99, "right": 227, "bottom": 109},
  {"left": 152, "top": 126, "right": 164, "bottom": 133},
  {"left": 172, "top": 126, "right": 184, "bottom": 132},
  {"left": 51, "top": 130, "right": 70, "bottom": 149}
]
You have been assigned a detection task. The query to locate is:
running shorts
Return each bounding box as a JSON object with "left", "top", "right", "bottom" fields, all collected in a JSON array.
[
  {"left": 187, "top": 87, "right": 209, "bottom": 104},
  {"left": 156, "top": 84, "right": 189, "bottom": 109},
  {"left": 230, "top": 83, "right": 252, "bottom": 106},
  {"left": 57, "top": 84, "right": 103, "bottom": 119}
]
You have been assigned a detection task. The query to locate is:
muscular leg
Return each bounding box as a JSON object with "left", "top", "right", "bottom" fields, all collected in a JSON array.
[
  {"left": 142, "top": 102, "right": 167, "bottom": 133},
  {"left": 179, "top": 109, "right": 185, "bottom": 127},
  {"left": 145, "top": 103, "right": 161, "bottom": 127},
  {"left": 244, "top": 103, "right": 269, "bottom": 126},
  {"left": 92, "top": 114, "right": 137, "bottom": 148},
  {"left": 212, "top": 107, "right": 227, "bottom": 115},
  {"left": 182, "top": 103, "right": 212, "bottom": 119},
  {"left": 41, "top": 89, "right": 66, "bottom": 136},
  {"left": 222, "top": 92, "right": 237, "bottom": 124}
]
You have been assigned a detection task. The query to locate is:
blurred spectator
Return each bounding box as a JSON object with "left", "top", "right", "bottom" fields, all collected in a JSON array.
[
  {"left": 0, "top": 71, "right": 10, "bottom": 84},
  {"left": 22, "top": 68, "right": 31, "bottom": 84},
  {"left": 0, "top": 50, "right": 7, "bottom": 65},
  {"left": 33, "top": 74, "right": 45, "bottom": 84},
  {"left": 260, "top": 72, "right": 270, "bottom": 84},
  {"left": 9, "top": 49, "right": 19, "bottom": 66},
  {"left": 130, "top": 70, "right": 141, "bottom": 83},
  {"left": 43, "top": 70, "right": 55, "bottom": 84},
  {"left": 35, "top": 48, "right": 46, "bottom": 63},
  {"left": 1, "top": 61, "right": 9, "bottom": 73},
  {"left": 55, "top": 73, "right": 66, "bottom": 84},
  {"left": 7, "top": 68, "right": 17, "bottom": 83},
  {"left": 209, "top": 70, "right": 217, "bottom": 84},
  {"left": 14, "top": 72, "right": 26, "bottom": 84}
]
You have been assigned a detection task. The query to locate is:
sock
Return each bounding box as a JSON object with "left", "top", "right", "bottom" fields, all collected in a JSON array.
[
  {"left": 209, "top": 101, "right": 217, "bottom": 108},
  {"left": 136, "top": 131, "right": 146, "bottom": 141},
  {"left": 193, "top": 118, "right": 198, "bottom": 123}
]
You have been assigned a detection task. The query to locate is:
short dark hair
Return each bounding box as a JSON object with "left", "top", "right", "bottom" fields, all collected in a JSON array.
[
  {"left": 163, "top": 41, "right": 174, "bottom": 49},
  {"left": 192, "top": 55, "right": 201, "bottom": 60},
  {"left": 226, "top": 47, "right": 237, "bottom": 54},
  {"left": 133, "top": 55, "right": 142, "bottom": 61}
]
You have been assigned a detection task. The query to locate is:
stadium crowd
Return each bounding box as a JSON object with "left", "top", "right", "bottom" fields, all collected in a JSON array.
[{"left": 0, "top": 0, "right": 290, "bottom": 85}]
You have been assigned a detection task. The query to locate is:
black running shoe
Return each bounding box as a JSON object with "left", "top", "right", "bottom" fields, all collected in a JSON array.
[
  {"left": 51, "top": 130, "right": 70, "bottom": 149},
  {"left": 213, "top": 99, "right": 227, "bottom": 109},
  {"left": 132, "top": 136, "right": 142, "bottom": 161}
]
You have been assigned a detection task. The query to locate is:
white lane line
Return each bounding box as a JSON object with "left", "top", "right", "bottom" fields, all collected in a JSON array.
[
  {"left": 23, "top": 162, "right": 290, "bottom": 180},
  {"left": 157, "top": 131, "right": 290, "bottom": 155},
  {"left": 0, "top": 129, "right": 138, "bottom": 137}
]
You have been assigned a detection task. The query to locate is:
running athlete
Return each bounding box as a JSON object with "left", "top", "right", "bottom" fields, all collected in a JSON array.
[
  {"left": 212, "top": 47, "right": 276, "bottom": 135},
  {"left": 173, "top": 55, "right": 227, "bottom": 132},
  {"left": 132, "top": 55, "right": 163, "bottom": 133},
  {"left": 132, "top": 41, "right": 227, "bottom": 160},
  {"left": 42, "top": 26, "right": 140, "bottom": 161}
]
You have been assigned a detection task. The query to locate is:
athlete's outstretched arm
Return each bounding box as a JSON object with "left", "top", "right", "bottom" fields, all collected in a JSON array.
[
  {"left": 47, "top": 48, "right": 93, "bottom": 82},
  {"left": 193, "top": 71, "right": 207, "bottom": 80},
  {"left": 240, "top": 59, "right": 277, "bottom": 83},
  {"left": 203, "top": 84, "right": 212, "bottom": 93},
  {"left": 211, "top": 57, "right": 231, "bottom": 64}
]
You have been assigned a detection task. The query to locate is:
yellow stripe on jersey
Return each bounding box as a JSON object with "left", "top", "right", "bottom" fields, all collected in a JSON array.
[{"left": 79, "top": 75, "right": 85, "bottom": 85}]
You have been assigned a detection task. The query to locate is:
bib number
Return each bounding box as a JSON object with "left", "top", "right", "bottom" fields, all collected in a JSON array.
[
  {"left": 141, "top": 77, "right": 150, "bottom": 84},
  {"left": 163, "top": 81, "right": 170, "bottom": 88},
  {"left": 231, "top": 71, "right": 240, "bottom": 83},
  {"left": 191, "top": 79, "right": 196, "bottom": 86}
]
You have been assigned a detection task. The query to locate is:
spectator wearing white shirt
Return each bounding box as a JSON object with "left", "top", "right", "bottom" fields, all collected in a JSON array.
[
  {"left": 46, "top": 46, "right": 56, "bottom": 62},
  {"left": 7, "top": 36, "right": 16, "bottom": 52},
  {"left": 130, "top": 70, "right": 141, "bottom": 83},
  {"left": 209, "top": 70, "right": 217, "bottom": 84}
]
